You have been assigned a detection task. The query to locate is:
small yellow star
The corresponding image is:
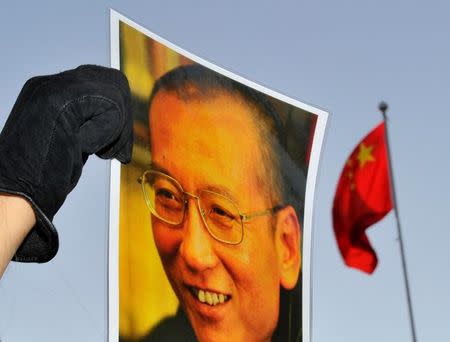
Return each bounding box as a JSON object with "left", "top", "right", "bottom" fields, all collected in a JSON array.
[
  {"left": 357, "top": 143, "right": 375, "bottom": 168},
  {"left": 350, "top": 183, "right": 355, "bottom": 191}
]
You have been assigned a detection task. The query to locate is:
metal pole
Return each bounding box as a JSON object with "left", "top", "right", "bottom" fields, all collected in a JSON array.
[{"left": 379, "top": 101, "right": 418, "bottom": 342}]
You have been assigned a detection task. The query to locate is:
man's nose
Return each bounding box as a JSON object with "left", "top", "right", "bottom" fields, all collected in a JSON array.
[{"left": 179, "top": 199, "right": 219, "bottom": 273}]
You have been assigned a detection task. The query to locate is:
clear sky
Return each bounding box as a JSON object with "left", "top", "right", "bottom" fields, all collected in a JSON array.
[{"left": 0, "top": 0, "right": 449, "bottom": 341}]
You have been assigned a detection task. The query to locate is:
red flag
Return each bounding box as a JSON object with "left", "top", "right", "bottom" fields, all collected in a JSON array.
[{"left": 332, "top": 122, "right": 393, "bottom": 274}]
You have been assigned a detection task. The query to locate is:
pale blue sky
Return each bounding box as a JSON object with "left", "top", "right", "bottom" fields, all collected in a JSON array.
[{"left": 0, "top": 1, "right": 449, "bottom": 341}]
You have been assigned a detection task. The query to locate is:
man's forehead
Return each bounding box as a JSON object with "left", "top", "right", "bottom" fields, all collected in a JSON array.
[
  {"left": 150, "top": 102, "right": 260, "bottom": 161},
  {"left": 148, "top": 90, "right": 273, "bottom": 208}
]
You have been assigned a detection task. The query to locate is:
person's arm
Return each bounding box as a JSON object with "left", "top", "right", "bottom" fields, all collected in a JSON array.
[
  {"left": 0, "top": 65, "right": 133, "bottom": 275},
  {"left": 0, "top": 194, "right": 36, "bottom": 278}
]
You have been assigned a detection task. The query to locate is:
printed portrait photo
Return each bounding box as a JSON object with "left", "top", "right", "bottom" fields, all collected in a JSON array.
[{"left": 110, "top": 12, "right": 328, "bottom": 342}]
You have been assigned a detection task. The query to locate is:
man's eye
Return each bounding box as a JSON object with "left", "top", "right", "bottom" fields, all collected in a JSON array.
[
  {"left": 156, "top": 188, "right": 176, "bottom": 200},
  {"left": 155, "top": 188, "right": 182, "bottom": 209},
  {"left": 209, "top": 206, "right": 236, "bottom": 222}
]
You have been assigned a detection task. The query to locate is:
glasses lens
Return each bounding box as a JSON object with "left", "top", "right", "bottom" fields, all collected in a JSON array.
[
  {"left": 199, "top": 190, "right": 243, "bottom": 244},
  {"left": 142, "top": 171, "right": 184, "bottom": 225}
]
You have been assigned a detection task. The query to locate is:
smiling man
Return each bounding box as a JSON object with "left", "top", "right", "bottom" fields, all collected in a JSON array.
[{"left": 140, "top": 64, "right": 304, "bottom": 342}]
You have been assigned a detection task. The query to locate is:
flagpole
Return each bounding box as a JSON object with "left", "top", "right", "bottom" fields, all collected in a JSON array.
[{"left": 379, "top": 101, "right": 418, "bottom": 342}]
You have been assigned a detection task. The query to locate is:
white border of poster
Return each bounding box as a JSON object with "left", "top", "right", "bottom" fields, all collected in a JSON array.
[{"left": 109, "top": 9, "right": 328, "bottom": 342}]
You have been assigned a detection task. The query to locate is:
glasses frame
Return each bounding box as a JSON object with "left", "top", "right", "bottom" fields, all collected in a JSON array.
[{"left": 138, "top": 169, "right": 283, "bottom": 245}]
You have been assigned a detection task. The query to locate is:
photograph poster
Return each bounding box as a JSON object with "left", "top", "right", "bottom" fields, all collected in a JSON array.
[{"left": 109, "top": 10, "right": 328, "bottom": 342}]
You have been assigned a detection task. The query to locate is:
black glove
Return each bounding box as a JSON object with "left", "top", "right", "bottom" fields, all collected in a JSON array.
[{"left": 0, "top": 65, "right": 133, "bottom": 263}]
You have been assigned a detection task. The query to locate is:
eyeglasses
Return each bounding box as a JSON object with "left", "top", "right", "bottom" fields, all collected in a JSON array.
[{"left": 138, "top": 169, "right": 283, "bottom": 245}]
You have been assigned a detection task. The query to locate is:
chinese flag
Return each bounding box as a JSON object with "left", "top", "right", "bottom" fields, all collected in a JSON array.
[{"left": 332, "top": 122, "right": 393, "bottom": 274}]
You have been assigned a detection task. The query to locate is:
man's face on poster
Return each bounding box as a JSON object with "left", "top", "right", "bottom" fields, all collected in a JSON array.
[{"left": 148, "top": 89, "right": 301, "bottom": 342}]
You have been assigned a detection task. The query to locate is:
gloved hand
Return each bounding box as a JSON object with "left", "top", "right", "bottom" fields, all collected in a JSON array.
[{"left": 0, "top": 65, "right": 133, "bottom": 263}]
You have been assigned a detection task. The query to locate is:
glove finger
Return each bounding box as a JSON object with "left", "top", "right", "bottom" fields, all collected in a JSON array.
[
  {"left": 74, "top": 95, "right": 124, "bottom": 155},
  {"left": 73, "top": 92, "right": 133, "bottom": 163},
  {"left": 56, "top": 65, "right": 132, "bottom": 161},
  {"left": 62, "top": 65, "right": 130, "bottom": 118},
  {"left": 95, "top": 96, "right": 133, "bottom": 163}
]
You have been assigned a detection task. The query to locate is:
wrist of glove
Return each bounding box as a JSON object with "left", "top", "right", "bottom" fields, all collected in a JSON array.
[{"left": 0, "top": 65, "right": 133, "bottom": 263}]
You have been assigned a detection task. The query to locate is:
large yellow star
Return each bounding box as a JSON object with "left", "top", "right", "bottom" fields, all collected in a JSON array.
[{"left": 357, "top": 143, "right": 375, "bottom": 168}]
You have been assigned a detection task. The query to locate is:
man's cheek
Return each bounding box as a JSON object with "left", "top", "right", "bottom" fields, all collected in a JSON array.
[{"left": 152, "top": 224, "right": 182, "bottom": 257}]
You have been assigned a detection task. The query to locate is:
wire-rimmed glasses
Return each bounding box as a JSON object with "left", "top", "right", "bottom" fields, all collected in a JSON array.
[{"left": 138, "top": 169, "right": 282, "bottom": 245}]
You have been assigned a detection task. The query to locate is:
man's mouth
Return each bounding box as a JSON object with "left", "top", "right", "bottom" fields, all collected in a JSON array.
[{"left": 189, "top": 287, "right": 231, "bottom": 306}]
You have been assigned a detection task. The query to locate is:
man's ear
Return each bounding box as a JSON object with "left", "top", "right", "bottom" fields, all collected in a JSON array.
[{"left": 275, "top": 205, "right": 301, "bottom": 290}]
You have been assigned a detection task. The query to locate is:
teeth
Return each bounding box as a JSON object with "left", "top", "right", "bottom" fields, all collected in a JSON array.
[
  {"left": 205, "top": 291, "right": 213, "bottom": 305},
  {"left": 195, "top": 288, "right": 229, "bottom": 306},
  {"left": 198, "top": 289, "right": 205, "bottom": 303},
  {"left": 212, "top": 293, "right": 219, "bottom": 305}
]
